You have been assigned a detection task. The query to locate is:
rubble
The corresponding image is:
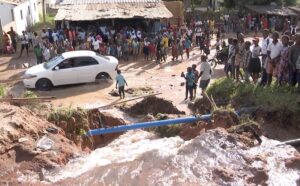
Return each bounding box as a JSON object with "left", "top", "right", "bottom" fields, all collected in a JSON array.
[{"left": 188, "top": 97, "right": 212, "bottom": 114}]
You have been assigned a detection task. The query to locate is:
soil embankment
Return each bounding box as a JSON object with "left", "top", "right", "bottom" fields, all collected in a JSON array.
[{"left": 0, "top": 103, "right": 79, "bottom": 183}]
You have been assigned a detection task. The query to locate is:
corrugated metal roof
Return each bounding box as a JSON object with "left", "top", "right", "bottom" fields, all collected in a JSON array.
[
  {"left": 245, "top": 5, "right": 298, "bottom": 16},
  {"left": 60, "top": 0, "right": 161, "bottom": 5},
  {"left": 55, "top": 2, "right": 173, "bottom": 20},
  {"left": 0, "top": 0, "right": 21, "bottom": 5}
]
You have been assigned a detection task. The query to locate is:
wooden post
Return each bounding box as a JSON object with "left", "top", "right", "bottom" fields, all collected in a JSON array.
[{"left": 42, "top": 0, "right": 46, "bottom": 24}]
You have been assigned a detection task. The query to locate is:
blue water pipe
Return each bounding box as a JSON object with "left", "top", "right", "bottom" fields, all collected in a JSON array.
[
  {"left": 85, "top": 107, "right": 258, "bottom": 136},
  {"left": 87, "top": 114, "right": 211, "bottom": 136}
]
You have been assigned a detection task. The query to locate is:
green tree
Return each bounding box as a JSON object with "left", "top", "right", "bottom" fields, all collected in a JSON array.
[{"left": 223, "top": 0, "right": 297, "bottom": 8}]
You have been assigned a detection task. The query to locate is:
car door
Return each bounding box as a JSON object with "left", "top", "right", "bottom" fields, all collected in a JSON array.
[
  {"left": 51, "top": 58, "right": 77, "bottom": 85},
  {"left": 72, "top": 57, "right": 100, "bottom": 83}
]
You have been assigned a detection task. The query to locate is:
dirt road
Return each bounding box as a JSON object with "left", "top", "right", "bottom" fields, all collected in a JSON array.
[{"left": 0, "top": 45, "right": 225, "bottom": 114}]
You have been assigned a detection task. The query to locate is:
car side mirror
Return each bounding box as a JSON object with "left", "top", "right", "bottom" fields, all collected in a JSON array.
[{"left": 54, "top": 66, "right": 59, "bottom": 71}]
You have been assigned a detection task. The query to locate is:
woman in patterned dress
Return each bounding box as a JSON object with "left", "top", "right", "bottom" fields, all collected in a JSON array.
[{"left": 278, "top": 35, "right": 290, "bottom": 86}]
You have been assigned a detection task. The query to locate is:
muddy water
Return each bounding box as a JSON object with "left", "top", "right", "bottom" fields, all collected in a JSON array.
[{"left": 41, "top": 129, "right": 299, "bottom": 185}]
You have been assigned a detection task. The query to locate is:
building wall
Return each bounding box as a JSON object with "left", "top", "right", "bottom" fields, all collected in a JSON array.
[
  {"left": 14, "top": 0, "right": 40, "bottom": 35},
  {"left": 0, "top": 2, "right": 17, "bottom": 32},
  {"left": 164, "top": 1, "right": 184, "bottom": 25}
]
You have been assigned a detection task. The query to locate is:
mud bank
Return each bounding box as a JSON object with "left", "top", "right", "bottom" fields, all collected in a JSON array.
[
  {"left": 0, "top": 103, "right": 79, "bottom": 183},
  {"left": 48, "top": 108, "right": 127, "bottom": 150}
]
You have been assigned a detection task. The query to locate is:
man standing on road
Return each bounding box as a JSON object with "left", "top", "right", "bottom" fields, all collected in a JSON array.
[
  {"left": 116, "top": 70, "right": 128, "bottom": 99},
  {"left": 19, "top": 31, "right": 29, "bottom": 58},
  {"left": 199, "top": 55, "right": 211, "bottom": 95},
  {"left": 162, "top": 34, "right": 169, "bottom": 61},
  {"left": 260, "top": 29, "right": 272, "bottom": 86},
  {"left": 266, "top": 32, "right": 283, "bottom": 85},
  {"left": 33, "top": 44, "right": 43, "bottom": 66},
  {"left": 288, "top": 34, "right": 300, "bottom": 89},
  {"left": 8, "top": 27, "right": 17, "bottom": 52}
]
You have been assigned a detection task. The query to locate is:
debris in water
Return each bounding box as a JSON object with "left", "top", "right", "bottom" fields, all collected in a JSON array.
[
  {"left": 211, "top": 109, "right": 239, "bottom": 129},
  {"left": 37, "top": 136, "right": 55, "bottom": 151}
]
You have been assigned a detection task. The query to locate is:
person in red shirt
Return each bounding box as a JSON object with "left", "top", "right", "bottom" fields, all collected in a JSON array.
[{"left": 148, "top": 42, "right": 156, "bottom": 61}]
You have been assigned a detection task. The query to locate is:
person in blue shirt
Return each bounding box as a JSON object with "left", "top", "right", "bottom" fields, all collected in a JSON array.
[
  {"left": 116, "top": 70, "right": 128, "bottom": 99},
  {"left": 181, "top": 67, "right": 195, "bottom": 100},
  {"left": 185, "top": 37, "right": 192, "bottom": 59}
]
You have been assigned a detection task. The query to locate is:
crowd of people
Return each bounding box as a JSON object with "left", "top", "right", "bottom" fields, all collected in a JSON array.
[
  {"left": 2, "top": 14, "right": 300, "bottom": 95},
  {"left": 219, "top": 13, "right": 299, "bottom": 36},
  {"left": 2, "top": 24, "right": 201, "bottom": 66},
  {"left": 223, "top": 30, "right": 300, "bottom": 89}
]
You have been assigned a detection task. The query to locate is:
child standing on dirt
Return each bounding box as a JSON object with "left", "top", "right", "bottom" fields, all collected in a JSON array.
[
  {"left": 116, "top": 70, "right": 128, "bottom": 99},
  {"left": 192, "top": 64, "right": 200, "bottom": 99},
  {"left": 181, "top": 67, "right": 195, "bottom": 100}
]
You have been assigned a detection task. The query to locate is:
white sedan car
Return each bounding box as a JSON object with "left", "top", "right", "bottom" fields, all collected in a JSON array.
[{"left": 23, "top": 51, "right": 118, "bottom": 90}]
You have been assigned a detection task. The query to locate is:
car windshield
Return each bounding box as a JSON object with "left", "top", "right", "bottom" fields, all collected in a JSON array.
[
  {"left": 96, "top": 53, "right": 110, "bottom": 61},
  {"left": 44, "top": 55, "right": 64, "bottom": 69}
]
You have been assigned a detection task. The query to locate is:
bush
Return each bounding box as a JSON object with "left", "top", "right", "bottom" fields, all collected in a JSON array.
[
  {"left": 29, "top": 14, "right": 55, "bottom": 32},
  {"left": 207, "top": 77, "right": 236, "bottom": 102}
]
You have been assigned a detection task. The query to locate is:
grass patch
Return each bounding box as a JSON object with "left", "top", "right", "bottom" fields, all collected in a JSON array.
[
  {"left": 207, "top": 78, "right": 299, "bottom": 111},
  {"left": 48, "top": 106, "right": 90, "bottom": 135},
  {"left": 207, "top": 78, "right": 300, "bottom": 126},
  {"left": 0, "top": 85, "right": 5, "bottom": 98},
  {"left": 23, "top": 90, "right": 38, "bottom": 98}
]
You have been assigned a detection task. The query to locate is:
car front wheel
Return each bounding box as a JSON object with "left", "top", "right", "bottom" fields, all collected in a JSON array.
[
  {"left": 95, "top": 72, "right": 111, "bottom": 83},
  {"left": 35, "top": 78, "right": 53, "bottom": 91}
]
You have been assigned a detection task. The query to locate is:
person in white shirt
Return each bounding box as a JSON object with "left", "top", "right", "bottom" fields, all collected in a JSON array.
[
  {"left": 198, "top": 55, "right": 212, "bottom": 94},
  {"left": 137, "top": 30, "right": 142, "bottom": 41},
  {"left": 249, "top": 38, "right": 262, "bottom": 83},
  {"left": 131, "top": 29, "right": 137, "bottom": 40},
  {"left": 266, "top": 31, "right": 283, "bottom": 85},
  {"left": 43, "top": 44, "right": 51, "bottom": 61},
  {"left": 187, "top": 28, "right": 193, "bottom": 40},
  {"left": 52, "top": 31, "right": 58, "bottom": 45},
  {"left": 92, "top": 38, "right": 100, "bottom": 52},
  {"left": 260, "top": 29, "right": 272, "bottom": 86},
  {"left": 195, "top": 26, "right": 202, "bottom": 46},
  {"left": 19, "top": 31, "right": 29, "bottom": 57},
  {"left": 41, "top": 29, "right": 49, "bottom": 41}
]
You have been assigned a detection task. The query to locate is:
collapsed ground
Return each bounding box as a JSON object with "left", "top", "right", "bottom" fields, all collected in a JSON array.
[{"left": 0, "top": 77, "right": 300, "bottom": 184}]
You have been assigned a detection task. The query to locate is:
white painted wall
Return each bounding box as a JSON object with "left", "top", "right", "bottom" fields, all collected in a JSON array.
[
  {"left": 0, "top": 2, "right": 16, "bottom": 32},
  {"left": 14, "top": 0, "right": 40, "bottom": 35}
]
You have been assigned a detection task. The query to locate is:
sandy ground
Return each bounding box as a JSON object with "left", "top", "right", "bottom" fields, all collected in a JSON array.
[{"left": 0, "top": 42, "right": 225, "bottom": 114}]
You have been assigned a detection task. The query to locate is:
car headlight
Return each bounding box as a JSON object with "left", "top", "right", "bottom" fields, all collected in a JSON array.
[{"left": 21, "top": 74, "right": 37, "bottom": 79}]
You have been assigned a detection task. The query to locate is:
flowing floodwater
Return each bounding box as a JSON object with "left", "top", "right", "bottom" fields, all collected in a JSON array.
[{"left": 39, "top": 128, "right": 300, "bottom": 185}]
